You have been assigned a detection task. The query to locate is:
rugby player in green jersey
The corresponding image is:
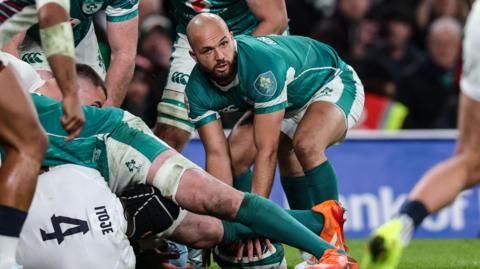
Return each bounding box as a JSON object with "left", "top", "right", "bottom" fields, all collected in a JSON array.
[
  {"left": 155, "top": 0, "right": 288, "bottom": 263},
  {"left": 186, "top": 13, "right": 364, "bottom": 208},
  {"left": 184, "top": 13, "right": 365, "bottom": 264},
  {"left": 154, "top": 0, "right": 288, "bottom": 151}
]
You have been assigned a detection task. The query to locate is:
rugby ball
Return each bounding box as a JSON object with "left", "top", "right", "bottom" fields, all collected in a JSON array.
[{"left": 213, "top": 242, "right": 287, "bottom": 269}]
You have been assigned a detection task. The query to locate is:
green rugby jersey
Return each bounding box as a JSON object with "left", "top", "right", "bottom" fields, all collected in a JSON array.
[
  {"left": 171, "top": 0, "right": 258, "bottom": 35},
  {"left": 27, "top": 0, "right": 138, "bottom": 46},
  {"left": 31, "top": 94, "right": 169, "bottom": 192},
  {"left": 186, "top": 35, "right": 349, "bottom": 127}
]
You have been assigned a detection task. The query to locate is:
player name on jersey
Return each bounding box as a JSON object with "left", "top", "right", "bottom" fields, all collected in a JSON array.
[{"left": 95, "top": 205, "right": 114, "bottom": 235}]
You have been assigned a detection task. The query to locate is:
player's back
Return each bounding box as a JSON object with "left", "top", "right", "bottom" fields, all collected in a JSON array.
[
  {"left": 16, "top": 164, "right": 135, "bottom": 269},
  {"left": 32, "top": 93, "right": 124, "bottom": 176},
  {"left": 171, "top": 0, "right": 258, "bottom": 35}
]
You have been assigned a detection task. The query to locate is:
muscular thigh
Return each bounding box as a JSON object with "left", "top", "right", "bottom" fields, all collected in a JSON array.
[
  {"left": 456, "top": 93, "right": 480, "bottom": 154},
  {"left": 283, "top": 65, "right": 364, "bottom": 145},
  {"left": 294, "top": 101, "right": 346, "bottom": 149}
]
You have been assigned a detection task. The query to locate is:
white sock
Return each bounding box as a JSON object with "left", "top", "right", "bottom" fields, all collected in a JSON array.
[
  {"left": 397, "top": 214, "right": 414, "bottom": 247},
  {"left": 0, "top": 234, "right": 19, "bottom": 268}
]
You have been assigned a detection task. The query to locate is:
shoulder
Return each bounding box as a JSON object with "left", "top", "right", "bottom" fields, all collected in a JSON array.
[
  {"left": 185, "top": 66, "right": 214, "bottom": 100},
  {"left": 185, "top": 66, "right": 218, "bottom": 111},
  {"left": 236, "top": 36, "right": 287, "bottom": 93}
]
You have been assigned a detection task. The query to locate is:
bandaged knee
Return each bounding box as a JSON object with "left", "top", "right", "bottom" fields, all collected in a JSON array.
[{"left": 152, "top": 154, "right": 201, "bottom": 204}]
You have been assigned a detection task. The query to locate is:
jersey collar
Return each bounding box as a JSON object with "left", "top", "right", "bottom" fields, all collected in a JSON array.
[{"left": 212, "top": 74, "right": 239, "bottom": 92}]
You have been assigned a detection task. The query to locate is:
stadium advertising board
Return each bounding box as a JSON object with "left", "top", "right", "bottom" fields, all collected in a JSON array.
[{"left": 183, "top": 131, "right": 480, "bottom": 239}]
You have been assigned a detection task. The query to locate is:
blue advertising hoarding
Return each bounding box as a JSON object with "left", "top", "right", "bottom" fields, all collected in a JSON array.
[{"left": 183, "top": 134, "right": 480, "bottom": 239}]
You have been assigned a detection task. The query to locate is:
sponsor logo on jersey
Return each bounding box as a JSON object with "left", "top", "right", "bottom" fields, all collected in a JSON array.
[
  {"left": 82, "top": 0, "right": 104, "bottom": 15},
  {"left": 318, "top": 86, "right": 334, "bottom": 97},
  {"left": 186, "top": 0, "right": 212, "bottom": 12},
  {"left": 254, "top": 71, "right": 277, "bottom": 97},
  {"left": 219, "top": 105, "right": 239, "bottom": 113},
  {"left": 21, "top": 52, "right": 43, "bottom": 64},
  {"left": 171, "top": 71, "right": 190, "bottom": 85},
  {"left": 256, "top": 37, "right": 277, "bottom": 46}
]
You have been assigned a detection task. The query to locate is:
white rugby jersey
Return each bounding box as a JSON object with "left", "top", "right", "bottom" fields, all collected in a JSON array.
[
  {"left": 16, "top": 164, "right": 135, "bottom": 269},
  {"left": 0, "top": 0, "right": 37, "bottom": 48}
]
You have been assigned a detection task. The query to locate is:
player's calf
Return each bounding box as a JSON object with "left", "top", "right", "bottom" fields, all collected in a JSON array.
[
  {"left": 458, "top": 150, "right": 480, "bottom": 186},
  {"left": 227, "top": 111, "right": 255, "bottom": 177}
]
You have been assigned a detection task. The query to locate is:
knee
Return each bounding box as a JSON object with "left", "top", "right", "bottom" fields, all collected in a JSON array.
[
  {"left": 16, "top": 125, "right": 48, "bottom": 162},
  {"left": 228, "top": 146, "right": 251, "bottom": 176},
  {"left": 292, "top": 135, "right": 324, "bottom": 162},
  {"left": 154, "top": 123, "right": 190, "bottom": 151},
  {"left": 228, "top": 134, "right": 254, "bottom": 176}
]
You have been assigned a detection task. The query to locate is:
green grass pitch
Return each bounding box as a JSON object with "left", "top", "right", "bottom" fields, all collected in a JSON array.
[{"left": 210, "top": 239, "right": 480, "bottom": 269}]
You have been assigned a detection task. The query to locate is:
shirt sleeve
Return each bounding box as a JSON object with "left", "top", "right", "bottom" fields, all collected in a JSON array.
[
  {"left": 106, "top": 0, "right": 138, "bottom": 22},
  {"left": 185, "top": 70, "right": 220, "bottom": 128}
]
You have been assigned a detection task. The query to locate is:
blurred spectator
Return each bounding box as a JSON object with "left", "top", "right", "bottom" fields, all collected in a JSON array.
[
  {"left": 355, "top": 58, "right": 396, "bottom": 97},
  {"left": 311, "top": 0, "right": 373, "bottom": 60},
  {"left": 286, "top": 0, "right": 334, "bottom": 36},
  {"left": 367, "top": 6, "right": 425, "bottom": 83},
  {"left": 140, "top": 15, "right": 174, "bottom": 70},
  {"left": 122, "top": 15, "right": 174, "bottom": 127},
  {"left": 415, "top": 0, "right": 471, "bottom": 48},
  {"left": 396, "top": 17, "right": 462, "bottom": 129},
  {"left": 122, "top": 59, "right": 156, "bottom": 125},
  {"left": 139, "top": 0, "right": 164, "bottom": 25}
]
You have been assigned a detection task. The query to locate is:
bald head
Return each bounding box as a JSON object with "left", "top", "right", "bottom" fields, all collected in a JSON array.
[
  {"left": 187, "top": 13, "right": 237, "bottom": 85},
  {"left": 187, "top": 13, "right": 230, "bottom": 50}
]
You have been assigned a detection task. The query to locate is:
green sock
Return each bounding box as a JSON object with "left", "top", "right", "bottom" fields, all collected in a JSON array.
[
  {"left": 233, "top": 169, "right": 252, "bottom": 192},
  {"left": 281, "top": 175, "right": 312, "bottom": 209},
  {"left": 304, "top": 160, "right": 339, "bottom": 204},
  {"left": 222, "top": 209, "right": 325, "bottom": 244},
  {"left": 233, "top": 193, "right": 338, "bottom": 258}
]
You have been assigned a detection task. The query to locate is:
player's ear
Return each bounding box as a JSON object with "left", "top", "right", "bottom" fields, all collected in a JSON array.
[{"left": 189, "top": 50, "right": 198, "bottom": 63}]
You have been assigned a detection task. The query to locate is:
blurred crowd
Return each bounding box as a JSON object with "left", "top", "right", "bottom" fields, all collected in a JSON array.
[{"left": 94, "top": 0, "right": 474, "bottom": 130}]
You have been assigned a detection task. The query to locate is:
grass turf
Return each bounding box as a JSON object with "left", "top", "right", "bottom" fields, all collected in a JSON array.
[{"left": 210, "top": 240, "right": 480, "bottom": 269}]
